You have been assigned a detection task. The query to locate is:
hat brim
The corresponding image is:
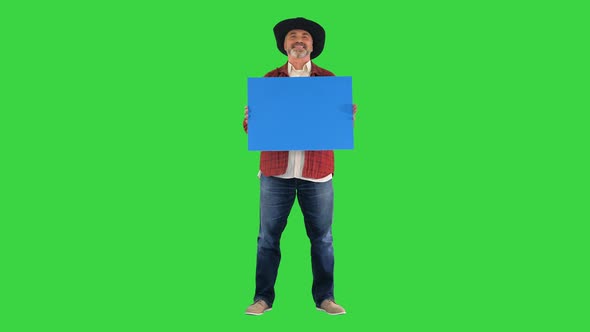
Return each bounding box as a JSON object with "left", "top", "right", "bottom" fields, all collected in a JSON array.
[{"left": 273, "top": 17, "right": 325, "bottom": 59}]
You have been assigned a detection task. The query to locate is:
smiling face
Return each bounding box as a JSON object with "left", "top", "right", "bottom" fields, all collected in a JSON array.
[{"left": 283, "top": 29, "right": 313, "bottom": 59}]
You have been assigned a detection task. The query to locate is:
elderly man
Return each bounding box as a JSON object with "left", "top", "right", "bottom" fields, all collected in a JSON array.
[{"left": 243, "top": 17, "right": 356, "bottom": 316}]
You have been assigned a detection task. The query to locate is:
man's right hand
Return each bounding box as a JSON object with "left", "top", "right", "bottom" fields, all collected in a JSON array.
[{"left": 243, "top": 106, "right": 249, "bottom": 133}]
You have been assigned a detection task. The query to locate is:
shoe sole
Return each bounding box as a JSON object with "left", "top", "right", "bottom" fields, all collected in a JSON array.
[
  {"left": 316, "top": 308, "right": 346, "bottom": 315},
  {"left": 245, "top": 308, "right": 272, "bottom": 316}
]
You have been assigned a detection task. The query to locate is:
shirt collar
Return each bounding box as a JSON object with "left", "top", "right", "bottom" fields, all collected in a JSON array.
[{"left": 288, "top": 60, "right": 312, "bottom": 75}]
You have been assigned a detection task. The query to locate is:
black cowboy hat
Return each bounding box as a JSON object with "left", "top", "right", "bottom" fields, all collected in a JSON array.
[{"left": 273, "top": 17, "right": 325, "bottom": 59}]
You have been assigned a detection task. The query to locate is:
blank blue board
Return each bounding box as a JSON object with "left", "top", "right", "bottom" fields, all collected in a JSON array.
[{"left": 247, "top": 76, "right": 353, "bottom": 151}]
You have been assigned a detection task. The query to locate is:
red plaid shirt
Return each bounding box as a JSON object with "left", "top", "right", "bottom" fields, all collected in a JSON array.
[{"left": 243, "top": 62, "right": 336, "bottom": 179}]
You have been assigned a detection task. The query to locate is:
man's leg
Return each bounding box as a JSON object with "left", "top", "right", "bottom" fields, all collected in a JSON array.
[
  {"left": 296, "top": 179, "right": 335, "bottom": 307},
  {"left": 253, "top": 175, "right": 296, "bottom": 307}
]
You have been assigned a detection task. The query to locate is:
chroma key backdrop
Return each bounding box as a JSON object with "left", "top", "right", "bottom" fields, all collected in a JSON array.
[{"left": 1, "top": 1, "right": 586, "bottom": 332}]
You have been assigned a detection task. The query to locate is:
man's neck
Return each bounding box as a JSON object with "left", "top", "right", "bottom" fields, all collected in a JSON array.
[{"left": 288, "top": 56, "right": 311, "bottom": 70}]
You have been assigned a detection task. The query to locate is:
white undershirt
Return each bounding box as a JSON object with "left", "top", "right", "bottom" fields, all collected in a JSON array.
[{"left": 258, "top": 61, "right": 332, "bottom": 182}]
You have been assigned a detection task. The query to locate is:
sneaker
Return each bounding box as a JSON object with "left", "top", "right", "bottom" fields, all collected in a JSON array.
[
  {"left": 245, "top": 299, "right": 271, "bottom": 316},
  {"left": 317, "top": 299, "right": 346, "bottom": 315}
]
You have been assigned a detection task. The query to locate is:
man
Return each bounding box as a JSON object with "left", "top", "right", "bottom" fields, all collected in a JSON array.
[{"left": 243, "top": 17, "right": 356, "bottom": 316}]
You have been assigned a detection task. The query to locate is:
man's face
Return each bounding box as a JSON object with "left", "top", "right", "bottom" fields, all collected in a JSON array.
[{"left": 284, "top": 29, "right": 313, "bottom": 58}]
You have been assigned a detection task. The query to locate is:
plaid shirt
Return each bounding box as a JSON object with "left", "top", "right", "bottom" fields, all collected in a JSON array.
[{"left": 243, "top": 62, "right": 336, "bottom": 179}]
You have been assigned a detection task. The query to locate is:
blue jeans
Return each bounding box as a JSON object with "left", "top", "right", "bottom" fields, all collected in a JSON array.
[{"left": 254, "top": 175, "right": 335, "bottom": 308}]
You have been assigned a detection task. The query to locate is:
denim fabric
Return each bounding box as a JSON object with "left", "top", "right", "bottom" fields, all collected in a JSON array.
[{"left": 254, "top": 174, "right": 335, "bottom": 307}]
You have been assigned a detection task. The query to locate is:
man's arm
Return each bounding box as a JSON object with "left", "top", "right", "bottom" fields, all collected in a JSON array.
[{"left": 243, "top": 106, "right": 248, "bottom": 133}]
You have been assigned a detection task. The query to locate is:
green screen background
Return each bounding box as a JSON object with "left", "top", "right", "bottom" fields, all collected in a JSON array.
[{"left": 1, "top": 1, "right": 587, "bottom": 331}]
